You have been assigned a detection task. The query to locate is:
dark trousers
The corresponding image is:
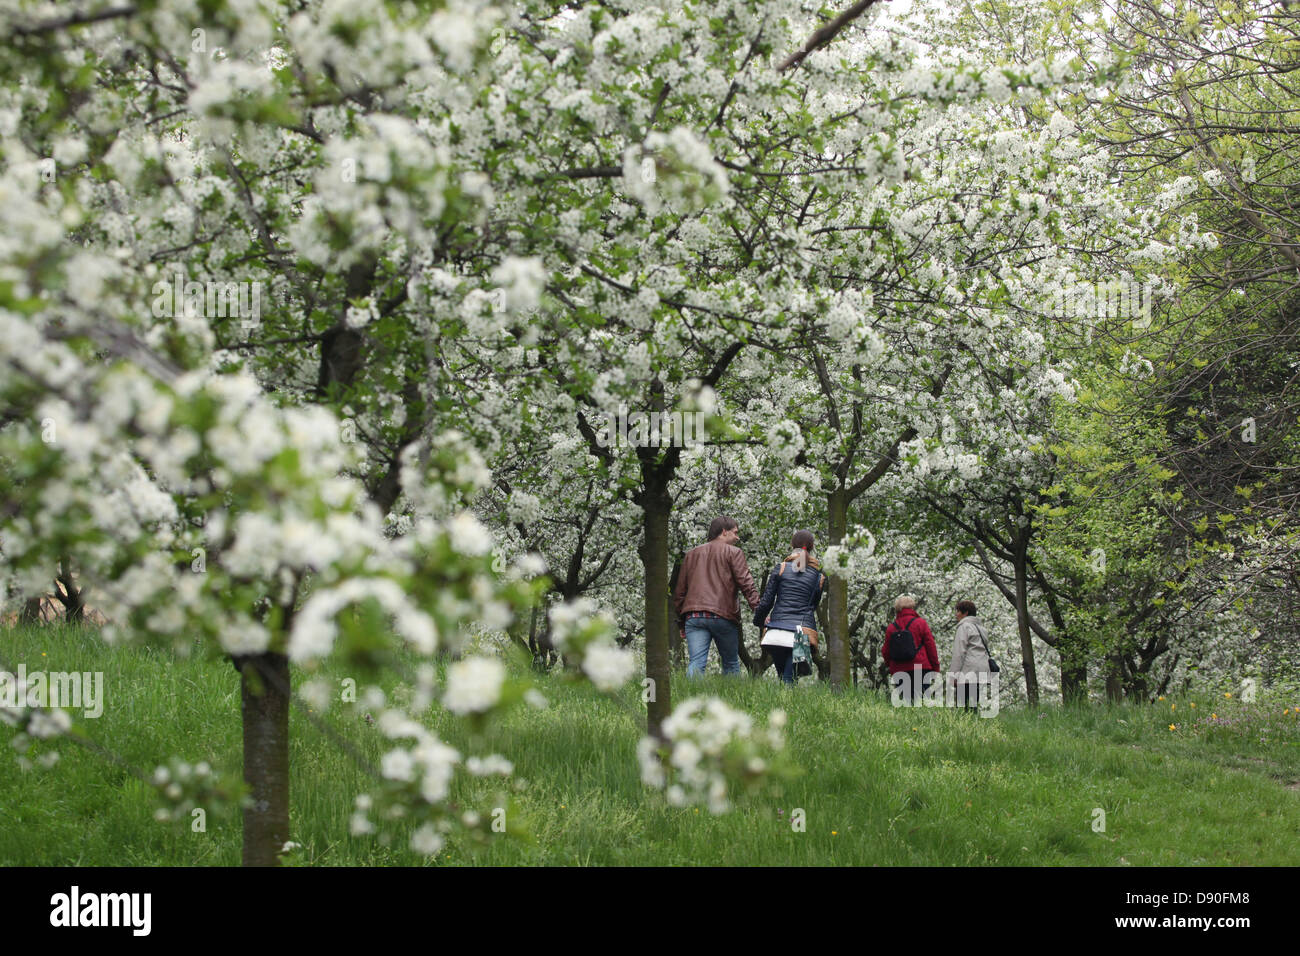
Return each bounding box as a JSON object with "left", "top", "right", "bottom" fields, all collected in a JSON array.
[
  {"left": 766, "top": 645, "right": 795, "bottom": 684},
  {"left": 954, "top": 680, "right": 980, "bottom": 710},
  {"left": 891, "top": 669, "right": 936, "bottom": 706}
]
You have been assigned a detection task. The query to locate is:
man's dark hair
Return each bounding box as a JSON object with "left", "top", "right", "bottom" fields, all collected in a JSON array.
[
  {"left": 956, "top": 600, "right": 977, "bottom": 617},
  {"left": 707, "top": 516, "right": 738, "bottom": 541},
  {"left": 791, "top": 529, "right": 815, "bottom": 552}
]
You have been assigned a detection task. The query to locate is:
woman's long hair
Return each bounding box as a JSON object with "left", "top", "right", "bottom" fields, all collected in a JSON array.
[{"left": 786, "top": 529, "right": 819, "bottom": 570}]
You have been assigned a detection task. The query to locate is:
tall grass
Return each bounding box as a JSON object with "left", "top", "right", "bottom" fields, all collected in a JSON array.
[{"left": 3, "top": 625, "right": 1298, "bottom": 865}]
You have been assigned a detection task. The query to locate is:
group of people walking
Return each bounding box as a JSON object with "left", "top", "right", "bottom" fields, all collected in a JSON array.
[{"left": 672, "top": 516, "right": 996, "bottom": 708}]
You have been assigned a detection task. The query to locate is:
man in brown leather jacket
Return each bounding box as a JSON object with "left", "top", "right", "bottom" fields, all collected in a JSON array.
[{"left": 673, "top": 516, "right": 761, "bottom": 676}]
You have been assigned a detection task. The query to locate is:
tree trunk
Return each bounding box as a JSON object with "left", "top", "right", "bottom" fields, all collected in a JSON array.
[
  {"left": 55, "top": 558, "right": 85, "bottom": 624},
  {"left": 741, "top": 568, "right": 770, "bottom": 676},
  {"left": 1058, "top": 634, "right": 1088, "bottom": 704},
  {"left": 812, "top": 642, "right": 831, "bottom": 681},
  {"left": 825, "top": 486, "right": 850, "bottom": 691},
  {"left": 1012, "top": 538, "right": 1039, "bottom": 707},
  {"left": 739, "top": 625, "right": 777, "bottom": 677},
  {"left": 1040, "top": 587, "right": 1086, "bottom": 704},
  {"left": 736, "top": 628, "right": 756, "bottom": 673},
  {"left": 18, "top": 595, "right": 44, "bottom": 625},
  {"left": 1060, "top": 655, "right": 1087, "bottom": 704},
  {"left": 638, "top": 479, "right": 672, "bottom": 741},
  {"left": 668, "top": 558, "right": 685, "bottom": 666},
  {"left": 238, "top": 652, "right": 291, "bottom": 867},
  {"left": 527, "top": 603, "right": 546, "bottom": 671},
  {"left": 1104, "top": 653, "right": 1124, "bottom": 703}
]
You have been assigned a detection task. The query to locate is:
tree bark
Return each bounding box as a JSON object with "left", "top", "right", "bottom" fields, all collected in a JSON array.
[
  {"left": 1039, "top": 583, "right": 1087, "bottom": 704},
  {"left": 668, "top": 558, "right": 685, "bottom": 666},
  {"left": 368, "top": 377, "right": 427, "bottom": 515},
  {"left": 824, "top": 486, "right": 851, "bottom": 691},
  {"left": 736, "top": 627, "right": 755, "bottom": 673},
  {"left": 54, "top": 558, "right": 85, "bottom": 624},
  {"left": 638, "top": 478, "right": 672, "bottom": 741},
  {"left": 1058, "top": 637, "right": 1088, "bottom": 704},
  {"left": 237, "top": 653, "right": 291, "bottom": 867},
  {"left": 742, "top": 568, "right": 769, "bottom": 676},
  {"left": 1104, "top": 653, "right": 1124, "bottom": 703},
  {"left": 1012, "top": 535, "right": 1040, "bottom": 707},
  {"left": 18, "top": 595, "right": 45, "bottom": 625}
]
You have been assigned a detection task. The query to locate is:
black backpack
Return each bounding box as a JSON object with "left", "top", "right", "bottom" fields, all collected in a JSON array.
[{"left": 886, "top": 618, "right": 921, "bottom": 662}]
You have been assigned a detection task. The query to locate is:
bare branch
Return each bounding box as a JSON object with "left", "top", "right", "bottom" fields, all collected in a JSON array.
[{"left": 777, "top": 0, "right": 886, "bottom": 73}]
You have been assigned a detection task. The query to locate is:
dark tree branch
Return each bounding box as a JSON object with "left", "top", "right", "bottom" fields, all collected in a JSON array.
[{"left": 777, "top": 0, "right": 886, "bottom": 73}]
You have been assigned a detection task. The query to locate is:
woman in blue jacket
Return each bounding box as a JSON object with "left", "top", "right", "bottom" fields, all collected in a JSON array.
[{"left": 753, "top": 530, "right": 827, "bottom": 684}]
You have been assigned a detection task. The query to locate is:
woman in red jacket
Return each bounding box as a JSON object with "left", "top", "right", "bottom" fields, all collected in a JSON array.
[{"left": 881, "top": 595, "right": 941, "bottom": 706}]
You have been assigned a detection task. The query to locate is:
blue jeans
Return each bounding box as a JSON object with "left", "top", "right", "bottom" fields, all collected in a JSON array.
[
  {"left": 685, "top": 616, "right": 741, "bottom": 676},
  {"left": 766, "top": 645, "right": 795, "bottom": 685}
]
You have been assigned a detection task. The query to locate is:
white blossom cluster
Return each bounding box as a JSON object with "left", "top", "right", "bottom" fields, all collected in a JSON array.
[
  {"left": 1, "top": 680, "right": 74, "bottom": 772},
  {"left": 149, "top": 757, "right": 235, "bottom": 824},
  {"left": 622, "top": 126, "right": 731, "bottom": 214},
  {"left": 546, "top": 599, "right": 637, "bottom": 692},
  {"left": 638, "top": 699, "right": 787, "bottom": 814},
  {"left": 353, "top": 708, "right": 477, "bottom": 856},
  {"left": 441, "top": 657, "right": 507, "bottom": 715}
]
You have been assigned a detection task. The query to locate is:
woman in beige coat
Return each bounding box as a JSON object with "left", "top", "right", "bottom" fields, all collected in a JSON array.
[{"left": 948, "top": 600, "right": 991, "bottom": 710}]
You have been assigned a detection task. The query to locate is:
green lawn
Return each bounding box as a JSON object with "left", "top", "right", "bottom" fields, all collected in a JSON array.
[{"left": 3, "top": 624, "right": 1298, "bottom": 865}]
